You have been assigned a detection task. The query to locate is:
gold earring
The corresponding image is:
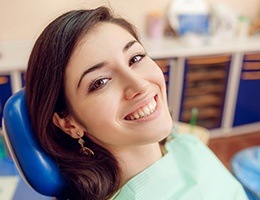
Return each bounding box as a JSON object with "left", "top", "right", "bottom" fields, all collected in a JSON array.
[{"left": 76, "top": 132, "right": 94, "bottom": 157}]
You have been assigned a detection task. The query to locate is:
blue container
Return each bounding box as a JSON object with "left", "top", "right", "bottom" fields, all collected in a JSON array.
[
  {"left": 178, "top": 14, "right": 209, "bottom": 35},
  {"left": 231, "top": 146, "right": 260, "bottom": 200}
]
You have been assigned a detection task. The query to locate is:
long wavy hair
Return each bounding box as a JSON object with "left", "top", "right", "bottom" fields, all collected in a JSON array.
[{"left": 26, "top": 6, "right": 139, "bottom": 200}]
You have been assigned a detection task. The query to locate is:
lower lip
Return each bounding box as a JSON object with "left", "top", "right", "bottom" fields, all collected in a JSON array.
[{"left": 125, "top": 95, "right": 161, "bottom": 123}]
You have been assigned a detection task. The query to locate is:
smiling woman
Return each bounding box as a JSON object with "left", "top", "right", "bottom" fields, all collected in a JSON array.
[{"left": 25, "top": 6, "right": 248, "bottom": 200}]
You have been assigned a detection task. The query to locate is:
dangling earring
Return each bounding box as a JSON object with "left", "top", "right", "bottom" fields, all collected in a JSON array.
[{"left": 76, "top": 132, "right": 94, "bottom": 157}]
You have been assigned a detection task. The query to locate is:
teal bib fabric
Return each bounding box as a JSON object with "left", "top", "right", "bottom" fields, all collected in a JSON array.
[{"left": 112, "top": 133, "right": 248, "bottom": 200}]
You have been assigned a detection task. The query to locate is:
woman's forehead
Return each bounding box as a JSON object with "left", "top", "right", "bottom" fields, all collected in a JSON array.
[
  {"left": 65, "top": 22, "right": 138, "bottom": 89},
  {"left": 78, "top": 22, "right": 135, "bottom": 48},
  {"left": 69, "top": 23, "right": 136, "bottom": 64}
]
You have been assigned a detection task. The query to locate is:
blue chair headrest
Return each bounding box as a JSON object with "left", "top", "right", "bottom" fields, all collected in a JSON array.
[
  {"left": 231, "top": 146, "right": 260, "bottom": 199},
  {"left": 2, "top": 88, "right": 68, "bottom": 197}
]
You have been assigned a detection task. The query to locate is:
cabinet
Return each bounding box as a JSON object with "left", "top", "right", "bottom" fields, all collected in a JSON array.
[
  {"left": 233, "top": 52, "right": 260, "bottom": 126},
  {"left": 21, "top": 72, "right": 26, "bottom": 87},
  {"left": 1, "top": 36, "right": 260, "bottom": 137},
  {"left": 0, "top": 75, "right": 12, "bottom": 128},
  {"left": 155, "top": 59, "right": 171, "bottom": 93},
  {"left": 0, "top": 71, "right": 25, "bottom": 128},
  {"left": 142, "top": 35, "right": 260, "bottom": 137},
  {"left": 180, "top": 55, "right": 231, "bottom": 129}
]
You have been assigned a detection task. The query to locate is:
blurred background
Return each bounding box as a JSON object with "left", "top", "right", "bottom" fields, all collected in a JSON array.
[
  {"left": 0, "top": 0, "right": 259, "bottom": 199},
  {"left": 0, "top": 0, "right": 260, "bottom": 40},
  {"left": 0, "top": 0, "right": 259, "bottom": 40}
]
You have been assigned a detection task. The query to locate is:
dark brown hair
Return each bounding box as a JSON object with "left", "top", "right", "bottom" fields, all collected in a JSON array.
[{"left": 26, "top": 7, "right": 139, "bottom": 200}]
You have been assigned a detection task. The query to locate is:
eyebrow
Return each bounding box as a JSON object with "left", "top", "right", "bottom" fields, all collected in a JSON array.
[
  {"left": 77, "top": 62, "right": 107, "bottom": 89},
  {"left": 77, "top": 40, "right": 138, "bottom": 89},
  {"left": 123, "top": 40, "right": 137, "bottom": 52}
]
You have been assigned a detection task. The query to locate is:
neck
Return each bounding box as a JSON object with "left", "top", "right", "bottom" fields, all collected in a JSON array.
[{"left": 112, "top": 142, "right": 163, "bottom": 186}]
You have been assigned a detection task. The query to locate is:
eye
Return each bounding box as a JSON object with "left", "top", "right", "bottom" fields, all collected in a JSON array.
[
  {"left": 129, "top": 53, "right": 146, "bottom": 66},
  {"left": 88, "top": 78, "right": 110, "bottom": 93}
]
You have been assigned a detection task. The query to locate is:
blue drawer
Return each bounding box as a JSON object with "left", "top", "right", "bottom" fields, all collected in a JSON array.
[
  {"left": 0, "top": 74, "right": 12, "bottom": 128},
  {"left": 21, "top": 72, "right": 26, "bottom": 87},
  {"left": 233, "top": 53, "right": 260, "bottom": 126}
]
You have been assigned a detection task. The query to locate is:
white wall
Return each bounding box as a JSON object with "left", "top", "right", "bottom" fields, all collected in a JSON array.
[
  {"left": 209, "top": 0, "right": 260, "bottom": 20},
  {"left": 0, "top": 0, "right": 259, "bottom": 41},
  {"left": 0, "top": 0, "right": 170, "bottom": 41}
]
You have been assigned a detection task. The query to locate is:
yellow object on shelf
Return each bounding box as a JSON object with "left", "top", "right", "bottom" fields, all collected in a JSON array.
[{"left": 173, "top": 121, "right": 210, "bottom": 145}]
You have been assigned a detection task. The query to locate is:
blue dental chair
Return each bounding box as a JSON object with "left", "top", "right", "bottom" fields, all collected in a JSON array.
[
  {"left": 2, "top": 88, "right": 69, "bottom": 199},
  {"left": 231, "top": 146, "right": 260, "bottom": 200}
]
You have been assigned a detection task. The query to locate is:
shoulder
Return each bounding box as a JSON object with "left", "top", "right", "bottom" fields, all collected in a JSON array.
[
  {"left": 165, "top": 131, "right": 227, "bottom": 176},
  {"left": 164, "top": 133, "right": 248, "bottom": 199},
  {"left": 166, "top": 132, "right": 208, "bottom": 153}
]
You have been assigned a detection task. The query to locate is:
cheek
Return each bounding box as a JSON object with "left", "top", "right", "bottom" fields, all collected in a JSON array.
[
  {"left": 155, "top": 67, "right": 166, "bottom": 84},
  {"left": 80, "top": 95, "right": 125, "bottom": 146},
  {"left": 76, "top": 93, "right": 120, "bottom": 130},
  {"left": 147, "top": 61, "right": 167, "bottom": 89}
]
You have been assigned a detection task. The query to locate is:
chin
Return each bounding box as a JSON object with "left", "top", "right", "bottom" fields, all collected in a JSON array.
[
  {"left": 161, "top": 118, "right": 173, "bottom": 138},
  {"left": 152, "top": 115, "right": 173, "bottom": 143}
]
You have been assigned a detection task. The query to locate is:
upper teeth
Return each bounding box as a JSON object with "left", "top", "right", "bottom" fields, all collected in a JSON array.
[{"left": 126, "top": 98, "right": 157, "bottom": 120}]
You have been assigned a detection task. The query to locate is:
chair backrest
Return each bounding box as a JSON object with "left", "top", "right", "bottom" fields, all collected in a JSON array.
[
  {"left": 2, "top": 88, "right": 68, "bottom": 198},
  {"left": 231, "top": 146, "right": 260, "bottom": 200}
]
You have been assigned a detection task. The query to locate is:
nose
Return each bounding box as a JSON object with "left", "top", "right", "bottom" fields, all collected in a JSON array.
[{"left": 123, "top": 70, "right": 150, "bottom": 100}]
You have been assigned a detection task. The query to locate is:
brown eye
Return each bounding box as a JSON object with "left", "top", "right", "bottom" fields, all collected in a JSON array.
[
  {"left": 129, "top": 54, "right": 146, "bottom": 66},
  {"left": 88, "top": 78, "right": 110, "bottom": 92}
]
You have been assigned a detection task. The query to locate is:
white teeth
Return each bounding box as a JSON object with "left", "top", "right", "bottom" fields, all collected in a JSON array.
[
  {"left": 148, "top": 100, "right": 156, "bottom": 110},
  {"left": 134, "top": 113, "right": 140, "bottom": 119},
  {"left": 143, "top": 107, "right": 150, "bottom": 114},
  {"left": 126, "top": 98, "right": 157, "bottom": 121},
  {"left": 138, "top": 109, "right": 145, "bottom": 117}
]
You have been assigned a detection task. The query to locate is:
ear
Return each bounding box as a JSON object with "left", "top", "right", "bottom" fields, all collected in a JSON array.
[{"left": 52, "top": 112, "right": 81, "bottom": 139}]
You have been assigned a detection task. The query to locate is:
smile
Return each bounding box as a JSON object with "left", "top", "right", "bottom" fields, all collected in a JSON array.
[{"left": 125, "top": 97, "right": 157, "bottom": 121}]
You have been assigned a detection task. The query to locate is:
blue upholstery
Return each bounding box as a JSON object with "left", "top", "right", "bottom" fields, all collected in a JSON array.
[
  {"left": 2, "top": 88, "right": 68, "bottom": 198},
  {"left": 231, "top": 146, "right": 260, "bottom": 200}
]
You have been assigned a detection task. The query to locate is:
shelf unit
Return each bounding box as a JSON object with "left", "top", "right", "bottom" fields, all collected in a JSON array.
[
  {"left": 1, "top": 36, "right": 260, "bottom": 138},
  {"left": 179, "top": 54, "right": 231, "bottom": 129},
  {"left": 154, "top": 59, "right": 171, "bottom": 93},
  {"left": 0, "top": 71, "right": 25, "bottom": 129},
  {"left": 233, "top": 52, "right": 260, "bottom": 126},
  {"left": 0, "top": 74, "right": 12, "bottom": 128}
]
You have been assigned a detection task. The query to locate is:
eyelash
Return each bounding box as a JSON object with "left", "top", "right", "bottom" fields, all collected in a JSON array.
[
  {"left": 88, "top": 77, "right": 110, "bottom": 93},
  {"left": 129, "top": 53, "right": 146, "bottom": 66},
  {"left": 88, "top": 52, "right": 147, "bottom": 93}
]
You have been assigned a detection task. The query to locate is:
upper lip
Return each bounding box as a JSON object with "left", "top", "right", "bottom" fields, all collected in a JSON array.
[{"left": 123, "top": 94, "right": 158, "bottom": 119}]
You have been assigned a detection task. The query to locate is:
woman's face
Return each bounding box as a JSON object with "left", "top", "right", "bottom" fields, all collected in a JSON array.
[{"left": 64, "top": 22, "right": 172, "bottom": 151}]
